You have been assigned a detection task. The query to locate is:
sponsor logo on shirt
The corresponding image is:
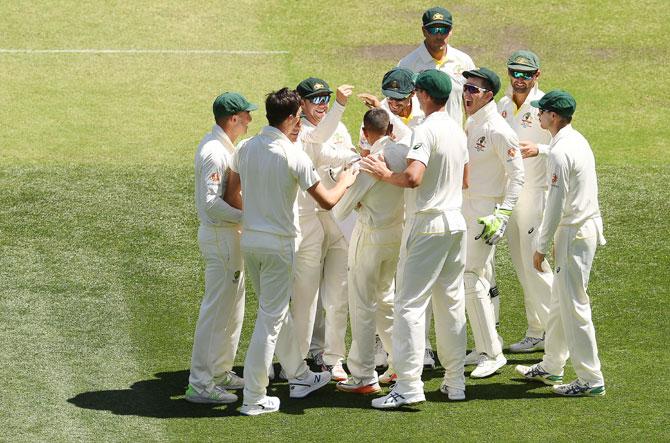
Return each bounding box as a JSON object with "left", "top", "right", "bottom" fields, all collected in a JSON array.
[
  {"left": 501, "top": 110, "right": 507, "bottom": 118},
  {"left": 521, "top": 112, "right": 533, "bottom": 128},
  {"left": 208, "top": 172, "right": 221, "bottom": 184},
  {"left": 412, "top": 142, "right": 423, "bottom": 150},
  {"left": 475, "top": 136, "right": 486, "bottom": 152},
  {"left": 551, "top": 172, "right": 559, "bottom": 187}
]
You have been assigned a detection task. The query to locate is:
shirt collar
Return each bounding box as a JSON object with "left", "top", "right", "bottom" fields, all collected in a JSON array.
[
  {"left": 419, "top": 43, "right": 454, "bottom": 64},
  {"left": 370, "top": 135, "right": 391, "bottom": 155},
  {"left": 212, "top": 124, "right": 235, "bottom": 154},
  {"left": 552, "top": 124, "right": 573, "bottom": 145},
  {"left": 261, "top": 125, "right": 291, "bottom": 142},
  {"left": 469, "top": 100, "right": 499, "bottom": 125}
]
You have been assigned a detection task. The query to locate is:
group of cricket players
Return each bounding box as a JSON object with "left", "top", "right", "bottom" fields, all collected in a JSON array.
[{"left": 186, "top": 6, "right": 607, "bottom": 415}]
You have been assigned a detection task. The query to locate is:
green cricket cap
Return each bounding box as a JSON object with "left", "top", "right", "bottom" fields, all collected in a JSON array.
[
  {"left": 422, "top": 7, "right": 453, "bottom": 27},
  {"left": 530, "top": 89, "right": 576, "bottom": 117},
  {"left": 381, "top": 67, "right": 415, "bottom": 99},
  {"left": 296, "top": 77, "right": 333, "bottom": 98},
  {"left": 414, "top": 69, "right": 452, "bottom": 100},
  {"left": 212, "top": 92, "right": 257, "bottom": 118},
  {"left": 463, "top": 67, "right": 501, "bottom": 95},
  {"left": 507, "top": 50, "right": 540, "bottom": 72}
]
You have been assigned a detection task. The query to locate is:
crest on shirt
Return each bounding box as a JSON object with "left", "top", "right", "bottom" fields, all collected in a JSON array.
[
  {"left": 332, "top": 133, "right": 344, "bottom": 145},
  {"left": 475, "top": 136, "right": 486, "bottom": 151},
  {"left": 208, "top": 172, "right": 221, "bottom": 184},
  {"left": 501, "top": 110, "right": 507, "bottom": 118},
  {"left": 412, "top": 142, "right": 423, "bottom": 150},
  {"left": 521, "top": 112, "right": 533, "bottom": 128},
  {"left": 551, "top": 172, "right": 559, "bottom": 187}
]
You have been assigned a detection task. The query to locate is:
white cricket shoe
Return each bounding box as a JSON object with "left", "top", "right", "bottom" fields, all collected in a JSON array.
[
  {"left": 215, "top": 371, "right": 244, "bottom": 390},
  {"left": 553, "top": 378, "right": 606, "bottom": 397},
  {"left": 184, "top": 384, "right": 237, "bottom": 404},
  {"left": 464, "top": 350, "right": 481, "bottom": 366},
  {"left": 424, "top": 348, "right": 436, "bottom": 369},
  {"left": 515, "top": 363, "right": 563, "bottom": 385},
  {"left": 470, "top": 353, "right": 507, "bottom": 378},
  {"left": 336, "top": 376, "right": 381, "bottom": 394},
  {"left": 374, "top": 335, "right": 388, "bottom": 368},
  {"left": 323, "top": 362, "right": 348, "bottom": 381},
  {"left": 289, "top": 370, "right": 332, "bottom": 398},
  {"left": 371, "top": 389, "right": 425, "bottom": 409},
  {"left": 239, "top": 396, "right": 280, "bottom": 416},
  {"left": 439, "top": 383, "right": 466, "bottom": 401},
  {"left": 509, "top": 336, "right": 545, "bottom": 353},
  {"left": 378, "top": 367, "right": 397, "bottom": 384}
]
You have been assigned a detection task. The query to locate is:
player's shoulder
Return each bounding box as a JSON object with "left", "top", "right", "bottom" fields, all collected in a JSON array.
[
  {"left": 398, "top": 44, "right": 424, "bottom": 68},
  {"left": 448, "top": 45, "right": 475, "bottom": 67}
]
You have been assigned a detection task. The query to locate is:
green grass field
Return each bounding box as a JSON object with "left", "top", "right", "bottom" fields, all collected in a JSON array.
[{"left": 1, "top": 1, "right": 669, "bottom": 441}]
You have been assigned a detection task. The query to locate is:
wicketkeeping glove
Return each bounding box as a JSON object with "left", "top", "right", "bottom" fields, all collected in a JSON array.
[{"left": 475, "top": 205, "right": 513, "bottom": 245}]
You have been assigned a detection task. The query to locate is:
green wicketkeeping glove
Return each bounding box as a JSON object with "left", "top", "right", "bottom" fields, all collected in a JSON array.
[{"left": 476, "top": 205, "right": 513, "bottom": 245}]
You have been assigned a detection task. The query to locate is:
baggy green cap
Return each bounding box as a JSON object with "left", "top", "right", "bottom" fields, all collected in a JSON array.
[
  {"left": 381, "top": 67, "right": 415, "bottom": 99},
  {"left": 213, "top": 92, "right": 258, "bottom": 118},
  {"left": 530, "top": 89, "right": 576, "bottom": 117},
  {"left": 422, "top": 7, "right": 453, "bottom": 27},
  {"left": 296, "top": 77, "right": 333, "bottom": 98},
  {"left": 463, "top": 67, "right": 501, "bottom": 95},
  {"left": 507, "top": 50, "right": 540, "bottom": 72},
  {"left": 414, "top": 69, "right": 452, "bottom": 100}
]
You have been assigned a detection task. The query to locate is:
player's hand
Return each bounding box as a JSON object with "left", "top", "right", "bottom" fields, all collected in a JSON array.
[
  {"left": 336, "top": 85, "right": 355, "bottom": 106},
  {"left": 533, "top": 251, "right": 547, "bottom": 272},
  {"left": 357, "top": 93, "right": 381, "bottom": 109},
  {"left": 360, "top": 154, "right": 391, "bottom": 180},
  {"left": 475, "top": 205, "right": 512, "bottom": 245},
  {"left": 338, "top": 163, "right": 359, "bottom": 188},
  {"left": 520, "top": 141, "right": 539, "bottom": 158}
]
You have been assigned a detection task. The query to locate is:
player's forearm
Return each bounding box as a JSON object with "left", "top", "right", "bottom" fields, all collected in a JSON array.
[
  {"left": 308, "top": 102, "right": 345, "bottom": 143},
  {"left": 205, "top": 197, "right": 243, "bottom": 223}
]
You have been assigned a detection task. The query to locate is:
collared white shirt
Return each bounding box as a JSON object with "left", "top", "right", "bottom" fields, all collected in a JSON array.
[
  {"left": 332, "top": 136, "right": 409, "bottom": 229},
  {"left": 405, "top": 111, "right": 468, "bottom": 225},
  {"left": 358, "top": 96, "right": 424, "bottom": 149},
  {"left": 194, "top": 124, "right": 242, "bottom": 227},
  {"left": 398, "top": 43, "right": 476, "bottom": 127},
  {"left": 231, "top": 125, "right": 320, "bottom": 238},
  {"left": 298, "top": 102, "right": 357, "bottom": 215},
  {"left": 465, "top": 100, "right": 525, "bottom": 209},
  {"left": 537, "top": 124, "right": 603, "bottom": 253},
  {"left": 498, "top": 84, "right": 552, "bottom": 189}
]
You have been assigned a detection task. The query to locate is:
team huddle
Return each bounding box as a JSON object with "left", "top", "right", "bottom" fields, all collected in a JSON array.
[{"left": 186, "top": 6, "right": 607, "bottom": 415}]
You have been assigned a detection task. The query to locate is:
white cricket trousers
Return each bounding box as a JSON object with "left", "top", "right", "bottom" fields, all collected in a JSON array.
[
  {"left": 463, "top": 196, "right": 503, "bottom": 358},
  {"left": 393, "top": 212, "right": 467, "bottom": 394},
  {"left": 292, "top": 213, "right": 325, "bottom": 358},
  {"left": 346, "top": 221, "right": 400, "bottom": 379},
  {"left": 241, "top": 232, "right": 309, "bottom": 405},
  {"left": 540, "top": 218, "right": 605, "bottom": 386},
  {"left": 189, "top": 225, "right": 245, "bottom": 392},
  {"left": 317, "top": 212, "right": 349, "bottom": 366},
  {"left": 507, "top": 187, "right": 553, "bottom": 338}
]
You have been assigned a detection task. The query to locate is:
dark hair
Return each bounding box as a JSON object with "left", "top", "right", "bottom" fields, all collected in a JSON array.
[
  {"left": 363, "top": 108, "right": 390, "bottom": 134},
  {"left": 266, "top": 87, "right": 301, "bottom": 127}
]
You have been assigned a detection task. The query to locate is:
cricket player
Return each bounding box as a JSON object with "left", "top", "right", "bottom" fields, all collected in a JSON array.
[
  {"left": 331, "top": 109, "right": 409, "bottom": 394},
  {"left": 516, "top": 90, "right": 607, "bottom": 397},
  {"left": 224, "top": 88, "right": 358, "bottom": 415},
  {"left": 461, "top": 68, "right": 524, "bottom": 378},
  {"left": 185, "top": 92, "right": 256, "bottom": 404},
  {"left": 296, "top": 77, "right": 358, "bottom": 381},
  {"left": 498, "top": 50, "right": 553, "bottom": 352},
  {"left": 361, "top": 69, "right": 470, "bottom": 407},
  {"left": 356, "top": 67, "right": 432, "bottom": 371},
  {"left": 398, "top": 6, "right": 476, "bottom": 127}
]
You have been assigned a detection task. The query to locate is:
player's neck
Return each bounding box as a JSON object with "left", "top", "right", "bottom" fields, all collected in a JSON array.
[
  {"left": 512, "top": 91, "right": 530, "bottom": 109},
  {"left": 424, "top": 42, "right": 447, "bottom": 61},
  {"left": 398, "top": 102, "right": 412, "bottom": 118}
]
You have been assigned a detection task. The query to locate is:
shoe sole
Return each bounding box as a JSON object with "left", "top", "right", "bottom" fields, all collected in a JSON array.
[
  {"left": 554, "top": 388, "right": 606, "bottom": 397},
  {"left": 470, "top": 360, "right": 507, "bottom": 378},
  {"left": 240, "top": 407, "right": 279, "bottom": 416},
  {"left": 509, "top": 346, "right": 544, "bottom": 353},
  {"left": 336, "top": 384, "right": 381, "bottom": 395},
  {"left": 379, "top": 378, "right": 397, "bottom": 385},
  {"left": 372, "top": 398, "right": 425, "bottom": 409},
  {"left": 218, "top": 384, "right": 244, "bottom": 390}
]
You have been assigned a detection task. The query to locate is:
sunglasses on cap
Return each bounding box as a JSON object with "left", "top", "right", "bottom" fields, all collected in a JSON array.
[
  {"left": 424, "top": 26, "right": 451, "bottom": 35},
  {"left": 508, "top": 69, "right": 536, "bottom": 80},
  {"left": 463, "top": 84, "right": 490, "bottom": 94},
  {"left": 309, "top": 95, "right": 331, "bottom": 105}
]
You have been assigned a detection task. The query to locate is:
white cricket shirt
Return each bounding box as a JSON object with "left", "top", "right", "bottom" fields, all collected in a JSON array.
[
  {"left": 231, "top": 125, "right": 320, "bottom": 238},
  {"left": 398, "top": 43, "right": 476, "bottom": 127},
  {"left": 537, "top": 125, "right": 603, "bottom": 254},
  {"left": 465, "top": 101, "right": 525, "bottom": 209},
  {"left": 498, "top": 84, "right": 552, "bottom": 189},
  {"left": 194, "top": 124, "right": 243, "bottom": 227}
]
